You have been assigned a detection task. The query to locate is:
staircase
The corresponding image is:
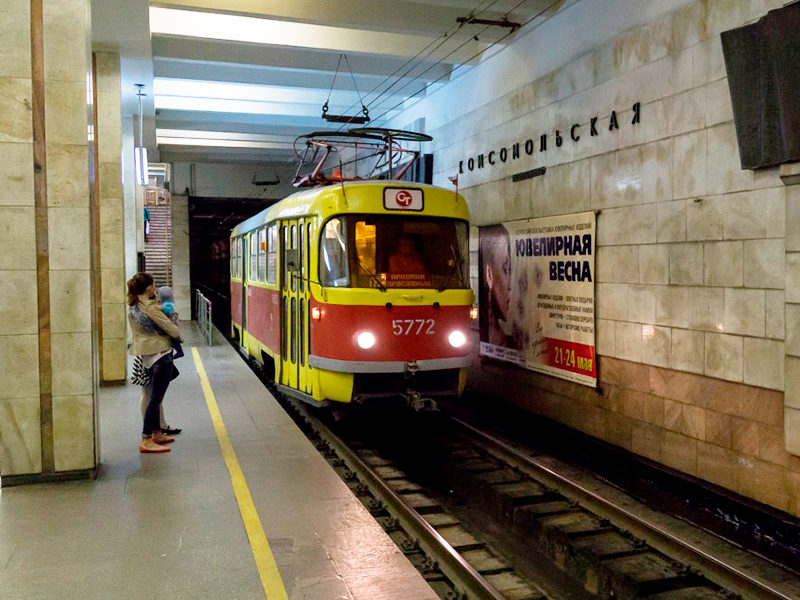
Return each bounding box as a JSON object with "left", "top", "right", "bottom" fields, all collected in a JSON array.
[{"left": 144, "top": 188, "right": 172, "bottom": 288}]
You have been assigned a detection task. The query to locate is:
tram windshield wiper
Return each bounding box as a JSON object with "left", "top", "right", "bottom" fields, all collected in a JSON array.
[
  {"left": 438, "top": 243, "right": 465, "bottom": 292},
  {"left": 357, "top": 258, "right": 386, "bottom": 292}
]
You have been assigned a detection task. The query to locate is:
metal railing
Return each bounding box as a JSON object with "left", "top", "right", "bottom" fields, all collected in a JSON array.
[{"left": 195, "top": 289, "right": 213, "bottom": 346}]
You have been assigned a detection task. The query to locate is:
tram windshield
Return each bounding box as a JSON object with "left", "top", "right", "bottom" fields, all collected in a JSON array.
[{"left": 320, "top": 216, "right": 469, "bottom": 290}]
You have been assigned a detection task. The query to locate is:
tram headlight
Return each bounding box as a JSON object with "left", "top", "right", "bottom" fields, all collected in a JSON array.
[
  {"left": 357, "top": 331, "right": 376, "bottom": 349},
  {"left": 448, "top": 331, "right": 467, "bottom": 348}
]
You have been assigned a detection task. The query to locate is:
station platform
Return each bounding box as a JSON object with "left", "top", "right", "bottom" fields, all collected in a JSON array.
[{"left": 0, "top": 323, "right": 438, "bottom": 600}]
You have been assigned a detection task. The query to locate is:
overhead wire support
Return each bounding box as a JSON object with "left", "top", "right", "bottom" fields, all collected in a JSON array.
[
  {"left": 322, "top": 54, "right": 370, "bottom": 124},
  {"left": 331, "top": 0, "right": 506, "bottom": 133},
  {"left": 369, "top": 0, "right": 564, "bottom": 124}
]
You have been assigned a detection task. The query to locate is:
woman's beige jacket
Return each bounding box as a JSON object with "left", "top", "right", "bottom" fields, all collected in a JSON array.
[{"left": 128, "top": 297, "right": 182, "bottom": 357}]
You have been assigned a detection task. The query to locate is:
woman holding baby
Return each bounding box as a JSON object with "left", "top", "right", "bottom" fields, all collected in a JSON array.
[{"left": 126, "top": 272, "right": 183, "bottom": 453}]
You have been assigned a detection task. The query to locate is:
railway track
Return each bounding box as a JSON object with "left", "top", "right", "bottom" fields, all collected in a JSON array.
[{"left": 248, "top": 359, "right": 799, "bottom": 600}]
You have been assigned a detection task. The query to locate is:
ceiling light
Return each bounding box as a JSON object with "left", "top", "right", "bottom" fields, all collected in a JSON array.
[{"left": 156, "top": 137, "right": 291, "bottom": 149}]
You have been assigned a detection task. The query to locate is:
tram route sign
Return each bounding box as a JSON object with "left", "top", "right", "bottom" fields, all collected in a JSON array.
[
  {"left": 478, "top": 211, "right": 597, "bottom": 387},
  {"left": 384, "top": 187, "right": 424, "bottom": 211}
]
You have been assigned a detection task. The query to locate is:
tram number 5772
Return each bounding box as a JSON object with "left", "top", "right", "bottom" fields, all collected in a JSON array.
[{"left": 392, "top": 319, "right": 435, "bottom": 336}]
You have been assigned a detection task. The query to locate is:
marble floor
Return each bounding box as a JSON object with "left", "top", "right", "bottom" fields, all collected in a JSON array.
[{"left": 0, "top": 324, "right": 437, "bottom": 600}]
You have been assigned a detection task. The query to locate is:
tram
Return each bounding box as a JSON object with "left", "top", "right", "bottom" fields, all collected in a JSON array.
[{"left": 230, "top": 178, "right": 474, "bottom": 406}]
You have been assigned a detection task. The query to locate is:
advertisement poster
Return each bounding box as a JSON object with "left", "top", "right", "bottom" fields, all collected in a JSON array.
[{"left": 479, "top": 212, "right": 597, "bottom": 387}]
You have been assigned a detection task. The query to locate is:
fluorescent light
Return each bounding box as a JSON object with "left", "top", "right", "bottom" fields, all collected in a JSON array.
[
  {"left": 134, "top": 147, "right": 148, "bottom": 185},
  {"left": 157, "top": 137, "right": 292, "bottom": 149},
  {"left": 156, "top": 129, "right": 294, "bottom": 144},
  {"left": 154, "top": 79, "right": 367, "bottom": 106},
  {"left": 149, "top": 7, "right": 436, "bottom": 58}
]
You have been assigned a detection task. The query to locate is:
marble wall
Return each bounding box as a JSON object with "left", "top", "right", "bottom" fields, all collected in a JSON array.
[
  {"left": 0, "top": 0, "right": 97, "bottom": 478},
  {"left": 171, "top": 194, "right": 191, "bottom": 318},
  {"left": 430, "top": 0, "right": 800, "bottom": 515},
  {"left": 95, "top": 51, "right": 125, "bottom": 382}
]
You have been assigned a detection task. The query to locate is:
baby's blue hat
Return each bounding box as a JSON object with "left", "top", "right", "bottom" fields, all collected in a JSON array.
[{"left": 158, "top": 286, "right": 174, "bottom": 302}]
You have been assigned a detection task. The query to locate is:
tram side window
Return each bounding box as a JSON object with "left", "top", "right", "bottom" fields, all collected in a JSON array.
[
  {"left": 250, "top": 234, "right": 258, "bottom": 282},
  {"left": 320, "top": 218, "right": 349, "bottom": 287},
  {"left": 267, "top": 224, "right": 277, "bottom": 284},
  {"left": 231, "top": 239, "right": 236, "bottom": 277},
  {"left": 257, "top": 227, "right": 267, "bottom": 282}
]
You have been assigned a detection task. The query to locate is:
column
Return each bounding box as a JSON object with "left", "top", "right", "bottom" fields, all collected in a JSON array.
[
  {"left": 784, "top": 162, "right": 800, "bottom": 455},
  {"left": 0, "top": 0, "right": 98, "bottom": 481},
  {"left": 95, "top": 51, "right": 125, "bottom": 382}
]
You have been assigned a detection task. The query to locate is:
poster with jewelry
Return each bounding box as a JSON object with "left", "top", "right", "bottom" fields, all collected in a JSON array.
[{"left": 478, "top": 211, "right": 597, "bottom": 387}]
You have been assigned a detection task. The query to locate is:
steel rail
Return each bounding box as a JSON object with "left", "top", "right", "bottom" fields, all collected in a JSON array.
[
  {"left": 452, "top": 417, "right": 797, "bottom": 600},
  {"left": 292, "top": 403, "right": 508, "bottom": 600}
]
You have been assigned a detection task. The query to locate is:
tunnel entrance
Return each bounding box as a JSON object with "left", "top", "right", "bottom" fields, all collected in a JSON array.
[{"left": 188, "top": 196, "right": 277, "bottom": 335}]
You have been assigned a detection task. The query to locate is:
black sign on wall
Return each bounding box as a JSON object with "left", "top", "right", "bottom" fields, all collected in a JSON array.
[{"left": 458, "top": 102, "right": 642, "bottom": 176}]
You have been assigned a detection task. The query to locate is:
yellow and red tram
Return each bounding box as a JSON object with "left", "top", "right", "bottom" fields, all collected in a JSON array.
[{"left": 230, "top": 180, "right": 474, "bottom": 406}]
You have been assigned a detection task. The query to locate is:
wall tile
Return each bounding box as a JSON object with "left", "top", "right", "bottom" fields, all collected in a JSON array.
[
  {"left": 0, "top": 77, "right": 33, "bottom": 143},
  {"left": 44, "top": 80, "right": 88, "bottom": 146},
  {"left": 723, "top": 288, "right": 764, "bottom": 337},
  {"left": 46, "top": 144, "right": 89, "bottom": 207},
  {"left": 596, "top": 318, "right": 616, "bottom": 357},
  {"left": 52, "top": 394, "right": 95, "bottom": 472},
  {"left": 787, "top": 188, "right": 800, "bottom": 252},
  {"left": 615, "top": 322, "right": 642, "bottom": 363},
  {"left": 590, "top": 152, "right": 619, "bottom": 209},
  {"left": 686, "top": 196, "right": 723, "bottom": 241},
  {"left": 643, "top": 96, "right": 673, "bottom": 143},
  {"left": 657, "top": 200, "right": 686, "bottom": 242},
  {"left": 43, "top": 16, "right": 87, "bottom": 83},
  {"left": 615, "top": 146, "right": 642, "bottom": 206},
  {"left": 642, "top": 325, "right": 670, "bottom": 368},
  {"left": 697, "top": 441, "right": 738, "bottom": 490},
  {"left": 707, "top": 123, "right": 753, "bottom": 195},
  {"left": 705, "top": 410, "right": 731, "bottom": 448},
  {"left": 723, "top": 191, "right": 766, "bottom": 240},
  {"left": 0, "top": 397, "right": 41, "bottom": 475},
  {"left": 632, "top": 421, "right": 662, "bottom": 462},
  {"left": 597, "top": 283, "right": 628, "bottom": 321},
  {"left": 628, "top": 204, "right": 658, "bottom": 245},
  {"left": 731, "top": 417, "right": 759, "bottom": 457},
  {"left": 99, "top": 161, "right": 123, "bottom": 201},
  {"left": 707, "top": 0, "right": 745, "bottom": 37},
  {"left": 670, "top": 87, "right": 706, "bottom": 136},
  {"left": 656, "top": 286, "right": 689, "bottom": 328},
  {"left": 785, "top": 357, "right": 800, "bottom": 410},
  {"left": 662, "top": 430, "right": 697, "bottom": 475},
  {"left": 692, "top": 35, "right": 726, "bottom": 85},
  {"left": 628, "top": 285, "right": 656, "bottom": 324},
  {"left": 49, "top": 269, "right": 91, "bottom": 334},
  {"left": 671, "top": 328, "right": 704, "bottom": 374},
  {"left": 673, "top": 129, "right": 707, "bottom": 200},
  {"left": 743, "top": 338, "right": 783, "bottom": 391},
  {"left": 786, "top": 408, "right": 800, "bottom": 457},
  {"left": 94, "top": 51, "right": 121, "bottom": 93},
  {"left": 101, "top": 302, "right": 126, "bottom": 339},
  {"left": 101, "top": 267, "right": 125, "bottom": 305},
  {"left": 744, "top": 239, "right": 784, "bottom": 289},
  {"left": 597, "top": 246, "right": 638, "bottom": 283},
  {"left": 0, "top": 206, "right": 36, "bottom": 270},
  {"left": 705, "top": 78, "right": 733, "bottom": 126},
  {"left": 786, "top": 253, "right": 800, "bottom": 304},
  {"left": 786, "top": 305, "right": 800, "bottom": 357},
  {"left": 102, "top": 338, "right": 126, "bottom": 381},
  {"left": 0, "top": 270, "right": 38, "bottom": 335},
  {"left": 704, "top": 241, "right": 743, "bottom": 287},
  {"left": 0, "top": 11, "right": 31, "bottom": 79},
  {"left": 669, "top": 243, "right": 703, "bottom": 285},
  {"left": 765, "top": 290, "right": 784, "bottom": 340},
  {"left": 764, "top": 186, "right": 785, "bottom": 239},
  {"left": 641, "top": 139, "right": 672, "bottom": 205},
  {"left": 0, "top": 142, "right": 34, "bottom": 206},
  {"left": 639, "top": 245, "right": 669, "bottom": 284},
  {"left": 0, "top": 335, "right": 39, "bottom": 399},
  {"left": 757, "top": 423, "right": 788, "bottom": 466},
  {"left": 739, "top": 457, "right": 790, "bottom": 512},
  {"left": 705, "top": 332, "right": 743, "bottom": 382},
  {"left": 51, "top": 332, "right": 92, "bottom": 396},
  {"left": 690, "top": 285, "right": 725, "bottom": 333},
  {"left": 48, "top": 207, "right": 90, "bottom": 271},
  {"left": 681, "top": 404, "right": 706, "bottom": 439}
]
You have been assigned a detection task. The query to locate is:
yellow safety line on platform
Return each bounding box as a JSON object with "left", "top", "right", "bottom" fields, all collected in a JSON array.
[{"left": 191, "top": 346, "right": 289, "bottom": 600}]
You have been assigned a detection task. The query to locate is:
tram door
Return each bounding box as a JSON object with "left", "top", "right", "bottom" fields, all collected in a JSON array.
[
  {"left": 280, "top": 219, "right": 312, "bottom": 394},
  {"left": 241, "top": 235, "right": 249, "bottom": 334}
]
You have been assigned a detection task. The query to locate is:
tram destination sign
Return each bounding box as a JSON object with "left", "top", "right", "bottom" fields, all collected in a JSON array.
[
  {"left": 458, "top": 102, "right": 641, "bottom": 176},
  {"left": 479, "top": 211, "right": 597, "bottom": 388}
]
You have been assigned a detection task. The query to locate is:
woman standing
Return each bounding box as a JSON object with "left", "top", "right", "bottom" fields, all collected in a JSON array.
[{"left": 127, "top": 273, "right": 182, "bottom": 453}]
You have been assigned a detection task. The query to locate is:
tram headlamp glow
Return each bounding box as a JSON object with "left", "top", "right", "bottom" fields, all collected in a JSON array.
[
  {"left": 357, "top": 331, "right": 376, "bottom": 349},
  {"left": 448, "top": 331, "right": 467, "bottom": 348}
]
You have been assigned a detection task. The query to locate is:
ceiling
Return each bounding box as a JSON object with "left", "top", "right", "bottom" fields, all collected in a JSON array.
[{"left": 93, "top": 0, "right": 565, "bottom": 168}]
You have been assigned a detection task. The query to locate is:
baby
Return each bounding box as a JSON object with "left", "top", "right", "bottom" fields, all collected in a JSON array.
[{"left": 158, "top": 286, "right": 184, "bottom": 359}]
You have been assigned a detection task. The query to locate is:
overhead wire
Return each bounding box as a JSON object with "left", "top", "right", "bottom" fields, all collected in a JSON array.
[
  {"left": 329, "top": 0, "right": 506, "bottom": 130},
  {"left": 368, "top": 0, "right": 563, "bottom": 124}
]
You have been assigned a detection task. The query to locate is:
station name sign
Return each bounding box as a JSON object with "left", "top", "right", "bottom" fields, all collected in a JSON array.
[{"left": 459, "top": 102, "right": 642, "bottom": 174}]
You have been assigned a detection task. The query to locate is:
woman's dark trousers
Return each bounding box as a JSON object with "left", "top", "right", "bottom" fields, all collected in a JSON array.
[{"left": 142, "top": 354, "right": 174, "bottom": 437}]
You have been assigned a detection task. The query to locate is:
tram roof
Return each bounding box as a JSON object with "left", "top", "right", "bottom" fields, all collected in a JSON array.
[{"left": 230, "top": 180, "right": 469, "bottom": 237}]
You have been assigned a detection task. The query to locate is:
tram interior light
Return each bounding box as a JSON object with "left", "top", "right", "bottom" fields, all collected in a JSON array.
[
  {"left": 470, "top": 307, "right": 478, "bottom": 320},
  {"left": 357, "top": 331, "right": 376, "bottom": 349},
  {"left": 448, "top": 331, "right": 467, "bottom": 348}
]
